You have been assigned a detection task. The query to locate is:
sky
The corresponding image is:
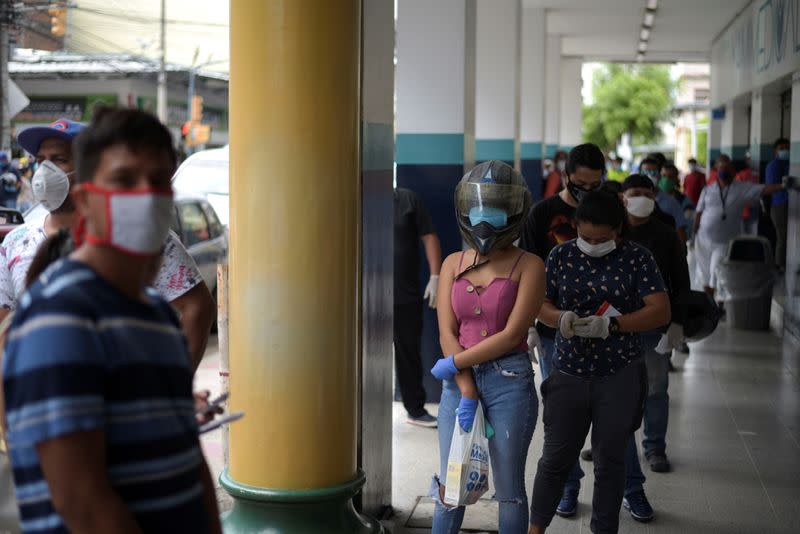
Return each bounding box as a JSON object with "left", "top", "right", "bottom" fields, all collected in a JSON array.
[{"left": 67, "top": 0, "right": 229, "bottom": 72}]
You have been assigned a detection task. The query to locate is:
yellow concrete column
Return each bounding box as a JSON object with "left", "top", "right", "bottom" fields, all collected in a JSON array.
[{"left": 222, "top": 1, "right": 380, "bottom": 531}]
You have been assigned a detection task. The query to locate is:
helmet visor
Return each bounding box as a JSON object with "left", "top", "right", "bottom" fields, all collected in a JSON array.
[{"left": 456, "top": 182, "right": 528, "bottom": 220}]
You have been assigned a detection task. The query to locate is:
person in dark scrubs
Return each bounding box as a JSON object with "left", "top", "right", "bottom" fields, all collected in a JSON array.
[{"left": 394, "top": 187, "right": 442, "bottom": 427}]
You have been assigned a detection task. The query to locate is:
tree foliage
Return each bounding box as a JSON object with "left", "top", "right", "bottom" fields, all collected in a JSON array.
[{"left": 583, "top": 64, "right": 674, "bottom": 151}]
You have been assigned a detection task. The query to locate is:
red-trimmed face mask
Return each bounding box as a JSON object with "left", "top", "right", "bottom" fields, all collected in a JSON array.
[{"left": 80, "top": 184, "right": 174, "bottom": 256}]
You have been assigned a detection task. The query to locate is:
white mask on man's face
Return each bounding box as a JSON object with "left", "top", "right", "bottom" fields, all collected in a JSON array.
[
  {"left": 31, "top": 160, "right": 72, "bottom": 212},
  {"left": 82, "top": 184, "right": 174, "bottom": 256},
  {"left": 625, "top": 196, "right": 655, "bottom": 218}
]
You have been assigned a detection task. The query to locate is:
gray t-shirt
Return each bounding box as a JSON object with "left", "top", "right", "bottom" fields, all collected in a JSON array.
[{"left": 696, "top": 181, "right": 763, "bottom": 244}]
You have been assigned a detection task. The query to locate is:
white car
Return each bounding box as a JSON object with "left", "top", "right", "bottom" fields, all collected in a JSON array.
[{"left": 172, "top": 145, "right": 229, "bottom": 226}]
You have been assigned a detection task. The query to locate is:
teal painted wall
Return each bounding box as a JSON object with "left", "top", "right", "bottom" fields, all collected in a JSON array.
[
  {"left": 475, "top": 138, "right": 514, "bottom": 162},
  {"left": 396, "top": 133, "right": 464, "bottom": 165},
  {"left": 521, "top": 142, "right": 543, "bottom": 159}
]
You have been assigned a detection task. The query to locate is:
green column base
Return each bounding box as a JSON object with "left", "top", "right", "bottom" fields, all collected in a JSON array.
[{"left": 220, "top": 469, "right": 384, "bottom": 534}]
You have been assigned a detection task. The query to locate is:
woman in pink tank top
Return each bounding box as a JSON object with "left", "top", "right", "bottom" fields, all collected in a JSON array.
[{"left": 428, "top": 161, "right": 546, "bottom": 533}]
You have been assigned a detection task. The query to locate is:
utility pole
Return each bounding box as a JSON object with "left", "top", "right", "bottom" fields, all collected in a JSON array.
[
  {"left": 156, "top": 0, "right": 167, "bottom": 123},
  {"left": 186, "top": 47, "right": 199, "bottom": 129},
  {"left": 0, "top": 0, "right": 11, "bottom": 153}
]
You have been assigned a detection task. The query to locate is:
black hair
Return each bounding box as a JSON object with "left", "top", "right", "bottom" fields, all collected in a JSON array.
[
  {"left": 600, "top": 180, "right": 622, "bottom": 195},
  {"left": 553, "top": 150, "right": 568, "bottom": 161},
  {"left": 647, "top": 152, "right": 667, "bottom": 166},
  {"left": 575, "top": 189, "right": 626, "bottom": 229},
  {"left": 716, "top": 153, "right": 731, "bottom": 164},
  {"left": 662, "top": 163, "right": 679, "bottom": 176},
  {"left": 74, "top": 106, "right": 176, "bottom": 184},
  {"left": 614, "top": 156, "right": 623, "bottom": 163},
  {"left": 688, "top": 158, "right": 697, "bottom": 165},
  {"left": 25, "top": 229, "right": 75, "bottom": 289},
  {"left": 640, "top": 157, "right": 660, "bottom": 169},
  {"left": 622, "top": 173, "right": 656, "bottom": 192},
  {"left": 774, "top": 137, "right": 790, "bottom": 149},
  {"left": 566, "top": 143, "right": 606, "bottom": 176}
]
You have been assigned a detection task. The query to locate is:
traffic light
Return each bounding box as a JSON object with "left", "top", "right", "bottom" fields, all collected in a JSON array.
[
  {"left": 49, "top": 8, "right": 67, "bottom": 37},
  {"left": 182, "top": 121, "right": 211, "bottom": 148}
]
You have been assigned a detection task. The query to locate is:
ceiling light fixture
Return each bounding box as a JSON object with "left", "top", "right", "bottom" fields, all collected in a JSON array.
[{"left": 636, "top": 0, "right": 657, "bottom": 61}]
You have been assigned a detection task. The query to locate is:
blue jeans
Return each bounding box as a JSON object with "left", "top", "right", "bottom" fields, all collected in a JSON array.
[
  {"left": 624, "top": 438, "right": 646, "bottom": 496},
  {"left": 642, "top": 338, "right": 669, "bottom": 458},
  {"left": 432, "top": 352, "right": 538, "bottom": 534},
  {"left": 624, "top": 333, "right": 663, "bottom": 495},
  {"left": 539, "top": 336, "right": 584, "bottom": 492}
]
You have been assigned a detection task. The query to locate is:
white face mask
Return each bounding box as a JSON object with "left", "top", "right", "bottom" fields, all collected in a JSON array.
[
  {"left": 32, "top": 160, "right": 73, "bottom": 212},
  {"left": 83, "top": 185, "right": 174, "bottom": 256},
  {"left": 625, "top": 196, "right": 655, "bottom": 218},
  {"left": 577, "top": 236, "right": 617, "bottom": 257},
  {"left": 557, "top": 160, "right": 566, "bottom": 172}
]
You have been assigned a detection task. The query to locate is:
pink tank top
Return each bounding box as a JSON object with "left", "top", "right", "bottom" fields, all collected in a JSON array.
[{"left": 451, "top": 251, "right": 528, "bottom": 352}]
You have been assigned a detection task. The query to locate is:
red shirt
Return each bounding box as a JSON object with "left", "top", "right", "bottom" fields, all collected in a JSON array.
[
  {"left": 543, "top": 170, "right": 563, "bottom": 198},
  {"left": 683, "top": 171, "right": 706, "bottom": 206},
  {"left": 736, "top": 167, "right": 758, "bottom": 183}
]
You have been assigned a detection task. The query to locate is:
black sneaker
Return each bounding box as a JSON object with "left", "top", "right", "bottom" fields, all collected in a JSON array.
[
  {"left": 407, "top": 412, "right": 437, "bottom": 428},
  {"left": 647, "top": 453, "right": 671, "bottom": 473},
  {"left": 580, "top": 449, "right": 593, "bottom": 461},
  {"left": 623, "top": 489, "right": 654, "bottom": 522}
]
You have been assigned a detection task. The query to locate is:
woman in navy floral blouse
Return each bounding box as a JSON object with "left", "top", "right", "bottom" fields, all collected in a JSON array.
[{"left": 528, "top": 190, "right": 670, "bottom": 534}]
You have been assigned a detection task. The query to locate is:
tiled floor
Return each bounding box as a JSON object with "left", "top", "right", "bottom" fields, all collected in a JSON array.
[
  {"left": 196, "top": 317, "right": 800, "bottom": 533},
  {"left": 389, "top": 322, "right": 800, "bottom": 533}
]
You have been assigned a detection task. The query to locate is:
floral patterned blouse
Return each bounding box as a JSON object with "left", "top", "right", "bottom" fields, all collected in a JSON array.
[
  {"left": 545, "top": 239, "right": 666, "bottom": 377},
  {"left": 0, "top": 223, "right": 201, "bottom": 309}
]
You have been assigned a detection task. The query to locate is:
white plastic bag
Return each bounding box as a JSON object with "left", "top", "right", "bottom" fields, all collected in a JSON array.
[{"left": 443, "top": 403, "right": 490, "bottom": 507}]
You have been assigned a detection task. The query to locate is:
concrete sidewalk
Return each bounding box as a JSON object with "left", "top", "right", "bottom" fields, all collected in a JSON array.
[{"left": 197, "top": 320, "right": 800, "bottom": 533}]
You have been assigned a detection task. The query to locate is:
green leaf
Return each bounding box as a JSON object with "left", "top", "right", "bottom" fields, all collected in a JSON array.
[{"left": 583, "top": 65, "right": 675, "bottom": 151}]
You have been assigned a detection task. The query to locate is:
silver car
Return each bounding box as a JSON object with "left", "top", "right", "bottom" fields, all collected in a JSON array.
[{"left": 169, "top": 195, "right": 228, "bottom": 292}]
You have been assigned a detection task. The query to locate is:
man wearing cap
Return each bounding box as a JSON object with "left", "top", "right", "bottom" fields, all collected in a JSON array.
[{"left": 0, "top": 118, "right": 215, "bottom": 369}]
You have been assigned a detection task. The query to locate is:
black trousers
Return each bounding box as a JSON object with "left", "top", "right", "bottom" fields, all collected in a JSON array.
[
  {"left": 530, "top": 360, "right": 648, "bottom": 534},
  {"left": 393, "top": 301, "right": 427, "bottom": 417}
]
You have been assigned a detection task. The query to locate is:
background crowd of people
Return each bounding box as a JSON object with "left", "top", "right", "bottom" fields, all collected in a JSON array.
[{"left": 392, "top": 140, "right": 793, "bottom": 534}]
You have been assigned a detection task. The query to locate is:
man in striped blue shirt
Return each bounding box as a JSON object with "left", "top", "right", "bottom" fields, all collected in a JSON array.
[{"left": 3, "top": 107, "right": 221, "bottom": 533}]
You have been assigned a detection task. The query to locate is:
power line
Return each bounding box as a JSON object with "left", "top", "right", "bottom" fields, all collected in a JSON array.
[
  {"left": 71, "top": 6, "right": 227, "bottom": 28},
  {"left": 68, "top": 23, "right": 158, "bottom": 60}
]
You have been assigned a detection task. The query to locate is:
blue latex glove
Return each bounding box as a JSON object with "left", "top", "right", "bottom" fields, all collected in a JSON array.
[
  {"left": 457, "top": 397, "right": 479, "bottom": 432},
  {"left": 431, "top": 355, "right": 459, "bottom": 381}
]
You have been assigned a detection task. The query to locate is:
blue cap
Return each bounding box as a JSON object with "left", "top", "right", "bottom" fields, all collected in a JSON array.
[{"left": 17, "top": 118, "right": 86, "bottom": 156}]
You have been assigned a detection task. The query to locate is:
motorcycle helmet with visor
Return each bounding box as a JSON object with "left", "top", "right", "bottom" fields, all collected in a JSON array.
[{"left": 455, "top": 160, "right": 532, "bottom": 255}]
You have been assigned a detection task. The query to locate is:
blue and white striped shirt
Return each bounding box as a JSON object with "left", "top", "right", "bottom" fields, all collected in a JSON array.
[{"left": 3, "top": 259, "right": 209, "bottom": 533}]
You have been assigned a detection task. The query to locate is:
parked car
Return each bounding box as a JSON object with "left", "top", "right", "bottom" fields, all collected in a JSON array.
[
  {"left": 172, "top": 145, "right": 229, "bottom": 226},
  {"left": 170, "top": 195, "right": 228, "bottom": 292},
  {"left": 0, "top": 208, "right": 24, "bottom": 239},
  {"left": 21, "top": 196, "right": 227, "bottom": 292}
]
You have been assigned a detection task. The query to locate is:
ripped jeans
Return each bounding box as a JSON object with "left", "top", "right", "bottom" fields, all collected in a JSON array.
[{"left": 431, "top": 351, "right": 538, "bottom": 534}]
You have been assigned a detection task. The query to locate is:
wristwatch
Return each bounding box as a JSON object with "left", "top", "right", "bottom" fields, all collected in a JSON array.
[{"left": 609, "top": 317, "right": 620, "bottom": 334}]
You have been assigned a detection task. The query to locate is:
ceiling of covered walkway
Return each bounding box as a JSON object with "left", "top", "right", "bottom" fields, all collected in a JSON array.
[{"left": 525, "top": 0, "right": 751, "bottom": 62}]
